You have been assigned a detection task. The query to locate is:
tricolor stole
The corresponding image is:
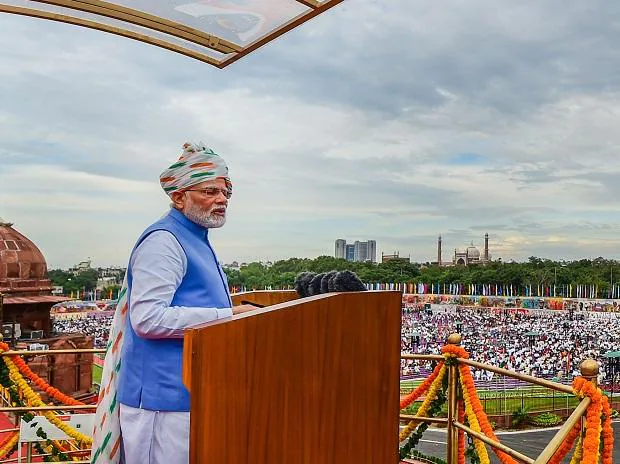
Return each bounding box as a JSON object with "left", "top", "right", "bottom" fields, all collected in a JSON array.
[{"left": 90, "top": 278, "right": 128, "bottom": 464}]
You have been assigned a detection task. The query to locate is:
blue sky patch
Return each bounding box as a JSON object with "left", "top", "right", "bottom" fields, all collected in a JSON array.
[{"left": 447, "top": 153, "right": 489, "bottom": 165}]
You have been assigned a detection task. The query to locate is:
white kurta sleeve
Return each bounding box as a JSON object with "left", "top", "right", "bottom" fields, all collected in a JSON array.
[{"left": 129, "top": 230, "right": 232, "bottom": 339}]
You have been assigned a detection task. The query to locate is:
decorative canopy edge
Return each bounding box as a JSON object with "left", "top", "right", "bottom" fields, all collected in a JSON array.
[
  {"left": 0, "top": 0, "right": 344, "bottom": 67},
  {"left": 0, "top": 4, "right": 222, "bottom": 66}
]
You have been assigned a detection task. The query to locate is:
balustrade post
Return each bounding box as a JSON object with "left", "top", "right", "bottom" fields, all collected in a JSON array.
[
  {"left": 580, "top": 359, "right": 599, "bottom": 386},
  {"left": 446, "top": 333, "right": 461, "bottom": 464},
  {"left": 533, "top": 359, "right": 598, "bottom": 464},
  {"left": 579, "top": 359, "right": 599, "bottom": 433}
]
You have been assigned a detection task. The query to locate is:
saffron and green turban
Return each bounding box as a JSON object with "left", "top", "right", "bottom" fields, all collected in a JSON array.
[{"left": 159, "top": 142, "right": 232, "bottom": 196}]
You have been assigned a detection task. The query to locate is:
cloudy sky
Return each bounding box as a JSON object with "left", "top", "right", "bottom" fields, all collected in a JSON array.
[{"left": 2, "top": 0, "right": 620, "bottom": 269}]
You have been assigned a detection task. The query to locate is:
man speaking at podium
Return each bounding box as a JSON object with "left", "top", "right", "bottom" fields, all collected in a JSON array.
[{"left": 113, "top": 142, "right": 255, "bottom": 463}]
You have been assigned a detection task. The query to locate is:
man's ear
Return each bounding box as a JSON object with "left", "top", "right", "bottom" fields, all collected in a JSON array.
[{"left": 170, "top": 191, "right": 185, "bottom": 210}]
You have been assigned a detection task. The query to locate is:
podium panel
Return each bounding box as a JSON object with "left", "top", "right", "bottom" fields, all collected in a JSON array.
[
  {"left": 230, "top": 289, "right": 299, "bottom": 307},
  {"left": 184, "top": 290, "right": 402, "bottom": 463}
]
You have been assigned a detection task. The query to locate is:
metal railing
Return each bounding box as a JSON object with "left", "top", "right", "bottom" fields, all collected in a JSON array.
[
  {"left": 0, "top": 347, "right": 104, "bottom": 463},
  {"left": 400, "top": 333, "right": 599, "bottom": 464},
  {"left": 0, "top": 340, "right": 601, "bottom": 464}
]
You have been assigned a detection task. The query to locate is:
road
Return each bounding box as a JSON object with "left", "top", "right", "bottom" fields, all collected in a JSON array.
[{"left": 412, "top": 422, "right": 620, "bottom": 464}]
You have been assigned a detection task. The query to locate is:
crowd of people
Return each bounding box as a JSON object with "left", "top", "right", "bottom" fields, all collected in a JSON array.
[
  {"left": 50, "top": 302, "right": 620, "bottom": 386},
  {"left": 401, "top": 305, "right": 620, "bottom": 385},
  {"left": 52, "top": 313, "right": 113, "bottom": 348}
]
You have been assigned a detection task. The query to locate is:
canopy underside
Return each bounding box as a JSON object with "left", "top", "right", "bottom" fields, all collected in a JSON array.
[{"left": 0, "top": 0, "right": 343, "bottom": 66}]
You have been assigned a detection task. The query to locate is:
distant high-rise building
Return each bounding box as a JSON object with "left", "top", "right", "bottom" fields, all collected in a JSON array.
[
  {"left": 345, "top": 244, "right": 355, "bottom": 261},
  {"left": 353, "top": 240, "right": 366, "bottom": 262},
  {"left": 367, "top": 240, "right": 376, "bottom": 263},
  {"left": 335, "top": 239, "right": 346, "bottom": 259},
  {"left": 334, "top": 239, "right": 377, "bottom": 263}
]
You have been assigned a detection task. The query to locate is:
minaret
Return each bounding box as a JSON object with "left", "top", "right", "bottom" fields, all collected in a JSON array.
[
  {"left": 437, "top": 235, "right": 442, "bottom": 265},
  {"left": 484, "top": 233, "right": 489, "bottom": 261}
]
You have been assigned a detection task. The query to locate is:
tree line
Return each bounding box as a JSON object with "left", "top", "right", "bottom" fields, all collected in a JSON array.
[
  {"left": 48, "top": 269, "right": 100, "bottom": 295},
  {"left": 48, "top": 256, "right": 620, "bottom": 298},
  {"left": 224, "top": 256, "right": 620, "bottom": 295}
]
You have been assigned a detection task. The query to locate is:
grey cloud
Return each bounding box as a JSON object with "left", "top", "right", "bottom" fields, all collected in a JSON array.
[
  {"left": 4, "top": 0, "right": 620, "bottom": 122},
  {"left": 224, "top": 1, "right": 620, "bottom": 117},
  {"left": 3, "top": 2, "right": 620, "bottom": 265},
  {"left": 572, "top": 171, "right": 620, "bottom": 205}
]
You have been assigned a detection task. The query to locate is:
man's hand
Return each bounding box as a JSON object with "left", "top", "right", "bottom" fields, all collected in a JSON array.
[{"left": 233, "top": 304, "right": 258, "bottom": 315}]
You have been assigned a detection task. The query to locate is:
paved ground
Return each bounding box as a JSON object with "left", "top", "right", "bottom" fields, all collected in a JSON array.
[{"left": 413, "top": 422, "right": 620, "bottom": 464}]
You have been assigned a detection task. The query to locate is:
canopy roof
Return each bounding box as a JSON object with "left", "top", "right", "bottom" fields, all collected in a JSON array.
[{"left": 0, "top": 0, "right": 343, "bottom": 66}]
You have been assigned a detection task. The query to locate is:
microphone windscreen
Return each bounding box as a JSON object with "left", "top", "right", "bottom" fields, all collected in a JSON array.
[
  {"left": 332, "top": 270, "right": 367, "bottom": 292},
  {"left": 308, "top": 273, "right": 326, "bottom": 296},
  {"left": 294, "top": 272, "right": 316, "bottom": 298},
  {"left": 321, "top": 271, "right": 338, "bottom": 294},
  {"left": 327, "top": 272, "right": 339, "bottom": 293}
]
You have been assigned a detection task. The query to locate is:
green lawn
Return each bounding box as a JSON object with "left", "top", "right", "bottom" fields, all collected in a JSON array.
[
  {"left": 400, "top": 380, "right": 581, "bottom": 416},
  {"left": 92, "top": 364, "right": 103, "bottom": 386}
]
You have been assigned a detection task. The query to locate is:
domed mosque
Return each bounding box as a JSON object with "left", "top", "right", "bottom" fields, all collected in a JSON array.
[{"left": 433, "top": 233, "right": 492, "bottom": 266}]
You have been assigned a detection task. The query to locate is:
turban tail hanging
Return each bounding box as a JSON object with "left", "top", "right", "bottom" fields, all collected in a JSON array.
[{"left": 160, "top": 142, "right": 232, "bottom": 196}]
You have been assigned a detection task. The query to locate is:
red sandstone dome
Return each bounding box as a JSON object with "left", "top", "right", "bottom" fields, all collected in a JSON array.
[
  {"left": 0, "top": 218, "right": 63, "bottom": 303},
  {"left": 0, "top": 220, "right": 92, "bottom": 397}
]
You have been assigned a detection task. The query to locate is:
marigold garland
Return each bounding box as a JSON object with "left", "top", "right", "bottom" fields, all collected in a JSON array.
[
  {"left": 441, "top": 344, "right": 469, "bottom": 359},
  {"left": 0, "top": 361, "right": 73, "bottom": 462},
  {"left": 548, "top": 422, "right": 581, "bottom": 464},
  {"left": 601, "top": 394, "right": 614, "bottom": 464},
  {"left": 442, "top": 344, "right": 518, "bottom": 464},
  {"left": 0, "top": 427, "right": 19, "bottom": 460},
  {"left": 0, "top": 432, "right": 19, "bottom": 459},
  {"left": 0, "top": 340, "right": 93, "bottom": 457},
  {"left": 402, "top": 341, "right": 615, "bottom": 464},
  {"left": 399, "top": 383, "right": 447, "bottom": 460},
  {"left": 569, "top": 436, "right": 584, "bottom": 464},
  {"left": 4, "top": 356, "right": 92, "bottom": 445},
  {"left": 572, "top": 377, "right": 605, "bottom": 464},
  {"left": 443, "top": 344, "right": 490, "bottom": 464},
  {"left": 583, "top": 401, "right": 602, "bottom": 464},
  {"left": 461, "top": 364, "right": 519, "bottom": 464},
  {"left": 0, "top": 429, "right": 17, "bottom": 451},
  {"left": 457, "top": 400, "right": 466, "bottom": 464},
  {"left": 400, "top": 362, "right": 444, "bottom": 409},
  {"left": 402, "top": 341, "right": 616, "bottom": 464},
  {"left": 0, "top": 341, "right": 84, "bottom": 406},
  {"left": 459, "top": 372, "right": 490, "bottom": 464},
  {"left": 399, "top": 364, "right": 446, "bottom": 442}
]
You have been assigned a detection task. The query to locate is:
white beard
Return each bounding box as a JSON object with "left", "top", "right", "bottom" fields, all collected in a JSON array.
[{"left": 183, "top": 198, "right": 227, "bottom": 229}]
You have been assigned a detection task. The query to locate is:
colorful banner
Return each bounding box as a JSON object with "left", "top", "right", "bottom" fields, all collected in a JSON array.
[
  {"left": 401, "top": 293, "right": 620, "bottom": 312},
  {"left": 367, "top": 282, "right": 612, "bottom": 299}
]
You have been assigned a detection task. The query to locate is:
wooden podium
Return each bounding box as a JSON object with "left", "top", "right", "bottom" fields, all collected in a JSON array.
[{"left": 183, "top": 290, "right": 402, "bottom": 463}]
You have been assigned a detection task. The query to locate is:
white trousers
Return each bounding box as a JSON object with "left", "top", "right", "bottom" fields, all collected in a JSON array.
[{"left": 119, "top": 403, "right": 190, "bottom": 464}]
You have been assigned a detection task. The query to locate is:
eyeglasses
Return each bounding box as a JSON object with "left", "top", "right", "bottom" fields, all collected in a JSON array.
[{"left": 184, "top": 187, "right": 232, "bottom": 199}]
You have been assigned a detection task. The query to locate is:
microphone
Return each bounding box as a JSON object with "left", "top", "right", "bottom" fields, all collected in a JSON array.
[
  {"left": 307, "top": 273, "right": 326, "bottom": 296},
  {"left": 331, "top": 270, "right": 367, "bottom": 292},
  {"left": 321, "top": 270, "right": 338, "bottom": 294},
  {"left": 295, "top": 270, "right": 367, "bottom": 296},
  {"left": 294, "top": 272, "right": 316, "bottom": 298}
]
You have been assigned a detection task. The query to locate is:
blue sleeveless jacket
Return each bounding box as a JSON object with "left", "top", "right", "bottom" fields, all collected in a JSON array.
[{"left": 117, "top": 208, "right": 232, "bottom": 411}]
